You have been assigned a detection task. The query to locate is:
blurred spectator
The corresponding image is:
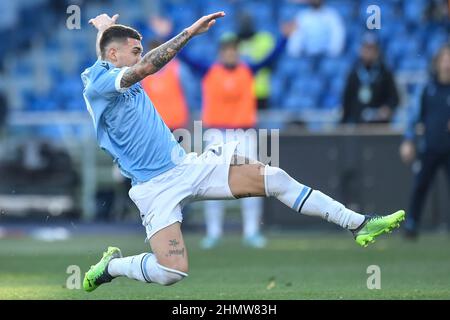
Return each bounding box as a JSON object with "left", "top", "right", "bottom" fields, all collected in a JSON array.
[
  {"left": 141, "top": 39, "right": 189, "bottom": 130},
  {"left": 202, "top": 34, "right": 257, "bottom": 128},
  {"left": 237, "top": 12, "right": 275, "bottom": 110},
  {"left": 150, "top": 15, "right": 289, "bottom": 107},
  {"left": 287, "top": 0, "right": 345, "bottom": 58},
  {"left": 200, "top": 34, "right": 266, "bottom": 249},
  {"left": 400, "top": 43, "right": 450, "bottom": 239},
  {"left": 342, "top": 34, "right": 399, "bottom": 124},
  {"left": 425, "top": 0, "right": 450, "bottom": 27}
]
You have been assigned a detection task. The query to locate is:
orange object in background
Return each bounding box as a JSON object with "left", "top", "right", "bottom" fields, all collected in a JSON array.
[
  {"left": 202, "top": 63, "right": 256, "bottom": 128},
  {"left": 141, "top": 59, "right": 188, "bottom": 130}
]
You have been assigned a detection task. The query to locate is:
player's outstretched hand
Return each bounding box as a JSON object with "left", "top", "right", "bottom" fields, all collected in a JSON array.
[
  {"left": 89, "top": 13, "right": 119, "bottom": 32},
  {"left": 186, "top": 12, "right": 225, "bottom": 37}
]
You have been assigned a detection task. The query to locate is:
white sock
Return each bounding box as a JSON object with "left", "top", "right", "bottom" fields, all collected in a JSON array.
[
  {"left": 302, "top": 190, "right": 365, "bottom": 230},
  {"left": 108, "top": 253, "right": 187, "bottom": 285},
  {"left": 241, "top": 197, "right": 263, "bottom": 238},
  {"left": 108, "top": 253, "right": 147, "bottom": 282},
  {"left": 204, "top": 200, "right": 225, "bottom": 239},
  {"left": 264, "top": 165, "right": 365, "bottom": 230}
]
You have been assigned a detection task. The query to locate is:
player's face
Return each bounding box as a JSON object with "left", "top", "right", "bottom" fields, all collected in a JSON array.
[
  {"left": 437, "top": 49, "right": 450, "bottom": 79},
  {"left": 360, "top": 44, "right": 379, "bottom": 65},
  {"left": 220, "top": 46, "right": 239, "bottom": 67},
  {"left": 112, "top": 38, "right": 143, "bottom": 68}
]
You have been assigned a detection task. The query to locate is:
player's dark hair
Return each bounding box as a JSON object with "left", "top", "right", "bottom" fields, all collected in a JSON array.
[{"left": 100, "top": 24, "right": 142, "bottom": 58}]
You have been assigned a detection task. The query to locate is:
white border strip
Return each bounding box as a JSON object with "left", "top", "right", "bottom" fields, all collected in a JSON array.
[{"left": 115, "top": 67, "right": 130, "bottom": 93}]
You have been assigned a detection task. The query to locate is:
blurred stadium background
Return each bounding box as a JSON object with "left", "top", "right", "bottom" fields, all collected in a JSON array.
[{"left": 0, "top": 0, "right": 449, "bottom": 299}]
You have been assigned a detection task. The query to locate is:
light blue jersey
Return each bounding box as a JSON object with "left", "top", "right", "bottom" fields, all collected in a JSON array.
[{"left": 81, "top": 59, "right": 186, "bottom": 185}]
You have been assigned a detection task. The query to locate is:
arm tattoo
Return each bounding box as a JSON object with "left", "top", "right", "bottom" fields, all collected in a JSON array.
[
  {"left": 148, "top": 30, "right": 191, "bottom": 69},
  {"left": 166, "top": 247, "right": 185, "bottom": 257},
  {"left": 120, "top": 30, "right": 192, "bottom": 88},
  {"left": 120, "top": 68, "right": 143, "bottom": 89}
]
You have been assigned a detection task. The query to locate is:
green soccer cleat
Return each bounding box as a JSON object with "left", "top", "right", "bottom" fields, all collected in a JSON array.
[
  {"left": 351, "top": 210, "right": 406, "bottom": 247},
  {"left": 83, "top": 246, "right": 122, "bottom": 292}
]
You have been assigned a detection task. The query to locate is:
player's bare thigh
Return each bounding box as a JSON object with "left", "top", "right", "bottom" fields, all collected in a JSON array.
[
  {"left": 149, "top": 222, "right": 188, "bottom": 273},
  {"left": 228, "top": 154, "right": 266, "bottom": 198}
]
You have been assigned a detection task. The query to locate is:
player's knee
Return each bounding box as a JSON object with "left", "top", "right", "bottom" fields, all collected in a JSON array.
[
  {"left": 167, "top": 260, "right": 189, "bottom": 275},
  {"left": 264, "top": 165, "right": 290, "bottom": 195},
  {"left": 255, "top": 162, "right": 265, "bottom": 175},
  {"left": 250, "top": 163, "right": 266, "bottom": 191},
  {"left": 155, "top": 262, "right": 188, "bottom": 286},
  {"left": 142, "top": 253, "right": 188, "bottom": 286},
  {"left": 157, "top": 267, "right": 187, "bottom": 286}
]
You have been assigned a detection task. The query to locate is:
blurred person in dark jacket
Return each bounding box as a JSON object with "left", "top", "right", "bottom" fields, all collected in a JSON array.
[
  {"left": 342, "top": 34, "right": 399, "bottom": 124},
  {"left": 400, "top": 43, "right": 450, "bottom": 239}
]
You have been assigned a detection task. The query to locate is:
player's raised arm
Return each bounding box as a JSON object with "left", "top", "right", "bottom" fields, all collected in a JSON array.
[{"left": 120, "top": 12, "right": 225, "bottom": 88}]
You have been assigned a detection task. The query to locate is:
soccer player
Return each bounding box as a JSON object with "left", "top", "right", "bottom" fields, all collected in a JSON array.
[{"left": 81, "top": 12, "right": 405, "bottom": 291}]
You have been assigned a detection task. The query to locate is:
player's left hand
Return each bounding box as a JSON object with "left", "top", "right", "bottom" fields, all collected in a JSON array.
[
  {"left": 186, "top": 12, "right": 226, "bottom": 37},
  {"left": 89, "top": 13, "right": 119, "bottom": 31}
]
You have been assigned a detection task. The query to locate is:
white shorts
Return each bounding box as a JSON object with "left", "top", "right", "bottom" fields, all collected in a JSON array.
[{"left": 128, "top": 140, "right": 239, "bottom": 240}]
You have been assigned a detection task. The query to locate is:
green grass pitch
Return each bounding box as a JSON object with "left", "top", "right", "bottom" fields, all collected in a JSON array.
[{"left": 0, "top": 231, "right": 449, "bottom": 299}]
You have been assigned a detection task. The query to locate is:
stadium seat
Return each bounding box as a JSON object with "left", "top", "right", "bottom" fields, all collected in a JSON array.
[
  {"left": 397, "top": 56, "right": 428, "bottom": 72},
  {"left": 327, "top": 0, "right": 355, "bottom": 21},
  {"left": 403, "top": 0, "right": 427, "bottom": 25},
  {"left": 6, "top": 0, "right": 445, "bottom": 116},
  {"left": 330, "top": 77, "right": 347, "bottom": 98},
  {"left": 426, "top": 29, "right": 449, "bottom": 58},
  {"left": 319, "top": 57, "right": 351, "bottom": 79},
  {"left": 278, "top": 2, "right": 305, "bottom": 23},
  {"left": 283, "top": 92, "right": 316, "bottom": 111},
  {"left": 269, "top": 74, "right": 284, "bottom": 109},
  {"left": 321, "top": 92, "right": 341, "bottom": 110}
]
